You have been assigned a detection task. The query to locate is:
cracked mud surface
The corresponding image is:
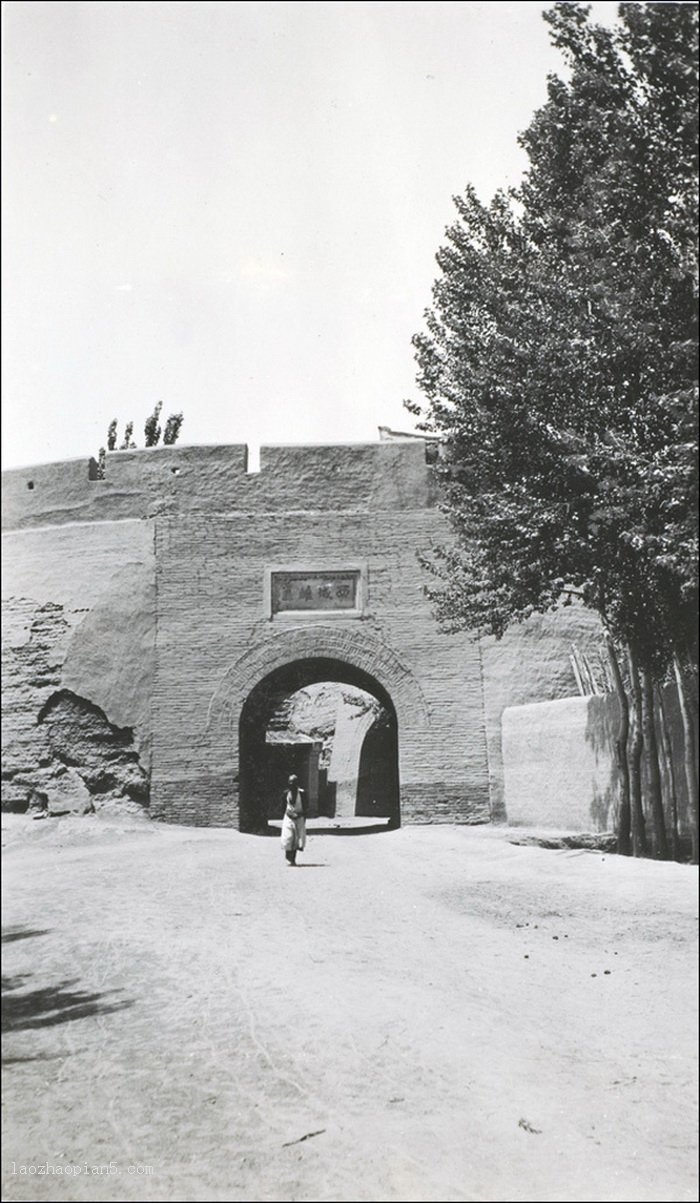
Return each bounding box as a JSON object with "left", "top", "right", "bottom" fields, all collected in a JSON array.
[{"left": 2, "top": 818, "right": 698, "bottom": 1202}]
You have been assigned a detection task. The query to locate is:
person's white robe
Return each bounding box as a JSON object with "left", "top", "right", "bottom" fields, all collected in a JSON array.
[{"left": 281, "top": 792, "right": 306, "bottom": 853}]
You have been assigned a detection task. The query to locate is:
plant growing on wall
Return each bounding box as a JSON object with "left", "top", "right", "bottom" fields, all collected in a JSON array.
[{"left": 408, "top": 2, "right": 698, "bottom": 860}]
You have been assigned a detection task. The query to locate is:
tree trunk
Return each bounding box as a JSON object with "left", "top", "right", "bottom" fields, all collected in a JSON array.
[
  {"left": 640, "top": 668, "right": 668, "bottom": 859},
  {"left": 656, "top": 686, "right": 679, "bottom": 862},
  {"left": 581, "top": 650, "right": 600, "bottom": 695},
  {"left": 673, "top": 655, "right": 699, "bottom": 864},
  {"left": 606, "top": 637, "right": 631, "bottom": 856},
  {"left": 570, "top": 647, "right": 585, "bottom": 696},
  {"left": 627, "top": 646, "right": 648, "bottom": 858}
]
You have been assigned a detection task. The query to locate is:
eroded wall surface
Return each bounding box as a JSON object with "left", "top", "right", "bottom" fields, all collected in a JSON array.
[{"left": 2, "top": 518, "right": 154, "bottom": 813}]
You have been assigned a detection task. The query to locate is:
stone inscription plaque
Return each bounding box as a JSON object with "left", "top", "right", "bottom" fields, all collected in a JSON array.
[{"left": 271, "top": 570, "right": 360, "bottom": 613}]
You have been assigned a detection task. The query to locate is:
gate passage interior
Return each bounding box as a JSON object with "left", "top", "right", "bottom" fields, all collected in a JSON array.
[{"left": 238, "top": 656, "right": 400, "bottom": 833}]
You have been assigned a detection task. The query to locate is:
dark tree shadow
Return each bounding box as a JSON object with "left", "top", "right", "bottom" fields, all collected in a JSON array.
[
  {"left": 2, "top": 1053, "right": 59, "bottom": 1066},
  {"left": 2, "top": 975, "right": 131, "bottom": 1036},
  {"left": 2, "top": 929, "right": 132, "bottom": 1046},
  {"left": 2, "top": 927, "right": 51, "bottom": 944}
]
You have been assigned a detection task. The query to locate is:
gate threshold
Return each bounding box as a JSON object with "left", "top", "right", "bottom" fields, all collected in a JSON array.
[{"left": 266, "top": 816, "right": 393, "bottom": 835}]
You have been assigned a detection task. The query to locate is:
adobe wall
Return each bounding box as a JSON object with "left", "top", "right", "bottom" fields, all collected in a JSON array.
[
  {"left": 481, "top": 605, "right": 604, "bottom": 819},
  {"left": 2, "top": 441, "right": 600, "bottom": 827},
  {"left": 503, "top": 696, "right": 618, "bottom": 832},
  {"left": 502, "top": 691, "right": 693, "bottom": 840}
]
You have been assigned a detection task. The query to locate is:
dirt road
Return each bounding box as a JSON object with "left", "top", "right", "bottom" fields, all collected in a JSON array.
[{"left": 2, "top": 817, "right": 698, "bottom": 1202}]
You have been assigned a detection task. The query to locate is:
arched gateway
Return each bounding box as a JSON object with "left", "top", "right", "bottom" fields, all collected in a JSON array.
[
  {"left": 2, "top": 440, "right": 495, "bottom": 827},
  {"left": 209, "top": 625, "right": 429, "bottom": 830},
  {"left": 238, "top": 659, "right": 400, "bottom": 830}
]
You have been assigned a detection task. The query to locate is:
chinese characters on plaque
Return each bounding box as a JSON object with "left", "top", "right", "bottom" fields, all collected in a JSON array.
[{"left": 271, "top": 571, "right": 360, "bottom": 613}]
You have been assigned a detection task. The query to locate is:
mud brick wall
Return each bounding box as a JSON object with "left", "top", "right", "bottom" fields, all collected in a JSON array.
[{"left": 2, "top": 441, "right": 597, "bottom": 826}]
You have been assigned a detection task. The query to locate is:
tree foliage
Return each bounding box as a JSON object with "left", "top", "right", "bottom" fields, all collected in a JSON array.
[
  {"left": 119, "top": 421, "right": 136, "bottom": 451},
  {"left": 104, "top": 408, "right": 184, "bottom": 455},
  {"left": 409, "top": 2, "right": 698, "bottom": 681},
  {"left": 163, "top": 412, "right": 184, "bottom": 445},
  {"left": 144, "top": 401, "right": 163, "bottom": 448}
]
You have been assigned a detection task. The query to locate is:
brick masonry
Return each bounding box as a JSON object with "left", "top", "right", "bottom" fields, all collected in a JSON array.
[{"left": 2, "top": 441, "right": 602, "bottom": 827}]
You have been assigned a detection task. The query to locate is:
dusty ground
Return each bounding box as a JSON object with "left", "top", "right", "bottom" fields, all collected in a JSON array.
[{"left": 1, "top": 815, "right": 698, "bottom": 1203}]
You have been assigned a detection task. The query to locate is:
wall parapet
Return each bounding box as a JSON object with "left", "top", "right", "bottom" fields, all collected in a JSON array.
[{"left": 2, "top": 440, "right": 437, "bottom": 531}]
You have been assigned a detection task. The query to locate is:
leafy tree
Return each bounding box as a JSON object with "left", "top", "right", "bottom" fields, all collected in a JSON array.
[
  {"left": 163, "top": 412, "right": 184, "bottom": 445},
  {"left": 119, "top": 421, "right": 136, "bottom": 450},
  {"left": 144, "top": 401, "right": 163, "bottom": 448},
  {"left": 144, "top": 401, "right": 183, "bottom": 447},
  {"left": 408, "top": 2, "right": 698, "bottom": 858},
  {"left": 98, "top": 407, "right": 184, "bottom": 467}
]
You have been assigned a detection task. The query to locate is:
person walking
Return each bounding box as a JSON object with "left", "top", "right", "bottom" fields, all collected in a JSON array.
[{"left": 281, "top": 774, "right": 307, "bottom": 866}]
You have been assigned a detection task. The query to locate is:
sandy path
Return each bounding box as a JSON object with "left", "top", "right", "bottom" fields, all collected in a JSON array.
[{"left": 1, "top": 818, "right": 698, "bottom": 1203}]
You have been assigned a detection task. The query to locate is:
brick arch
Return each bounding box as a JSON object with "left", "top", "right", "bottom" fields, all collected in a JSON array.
[{"left": 207, "top": 624, "right": 430, "bottom": 737}]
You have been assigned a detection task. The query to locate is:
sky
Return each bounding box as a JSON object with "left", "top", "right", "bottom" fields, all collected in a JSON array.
[{"left": 2, "top": 0, "right": 621, "bottom": 470}]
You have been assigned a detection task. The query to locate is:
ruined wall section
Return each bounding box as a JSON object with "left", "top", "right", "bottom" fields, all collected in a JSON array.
[
  {"left": 2, "top": 598, "right": 71, "bottom": 810},
  {"left": 1, "top": 518, "right": 154, "bottom": 813}
]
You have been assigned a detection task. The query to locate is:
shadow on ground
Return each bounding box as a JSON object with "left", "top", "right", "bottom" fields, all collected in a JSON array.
[
  {"left": 1, "top": 927, "right": 51, "bottom": 945},
  {"left": 2, "top": 927, "right": 131, "bottom": 1051},
  {"left": 2, "top": 978, "right": 131, "bottom": 1037}
]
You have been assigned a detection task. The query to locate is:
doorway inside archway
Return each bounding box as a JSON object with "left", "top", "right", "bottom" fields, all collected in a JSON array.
[{"left": 238, "top": 658, "right": 399, "bottom": 832}]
